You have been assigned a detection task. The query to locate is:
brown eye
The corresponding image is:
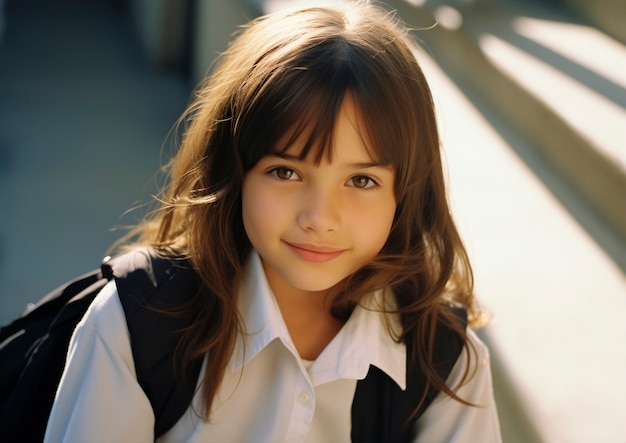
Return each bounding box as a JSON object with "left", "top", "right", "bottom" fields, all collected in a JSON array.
[
  {"left": 349, "top": 175, "right": 376, "bottom": 189},
  {"left": 270, "top": 167, "right": 299, "bottom": 180}
]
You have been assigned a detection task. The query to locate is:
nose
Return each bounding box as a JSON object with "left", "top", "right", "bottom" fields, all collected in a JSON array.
[{"left": 297, "top": 184, "right": 340, "bottom": 234}]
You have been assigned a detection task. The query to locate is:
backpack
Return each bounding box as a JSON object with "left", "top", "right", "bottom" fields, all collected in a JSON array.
[
  {"left": 0, "top": 248, "right": 466, "bottom": 443},
  {"left": 0, "top": 268, "right": 108, "bottom": 442},
  {"left": 0, "top": 248, "right": 202, "bottom": 442}
]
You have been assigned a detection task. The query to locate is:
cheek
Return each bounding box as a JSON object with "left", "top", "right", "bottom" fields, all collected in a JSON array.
[
  {"left": 375, "top": 210, "right": 396, "bottom": 247},
  {"left": 350, "top": 199, "right": 397, "bottom": 251},
  {"left": 242, "top": 179, "right": 287, "bottom": 238}
]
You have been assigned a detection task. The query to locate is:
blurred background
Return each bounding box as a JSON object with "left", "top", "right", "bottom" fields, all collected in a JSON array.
[{"left": 0, "top": 0, "right": 624, "bottom": 441}]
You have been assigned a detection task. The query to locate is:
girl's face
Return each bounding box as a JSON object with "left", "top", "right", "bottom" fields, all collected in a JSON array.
[{"left": 241, "top": 93, "right": 397, "bottom": 300}]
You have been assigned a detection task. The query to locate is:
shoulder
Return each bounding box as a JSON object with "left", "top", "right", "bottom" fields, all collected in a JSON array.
[
  {"left": 80, "top": 280, "right": 127, "bottom": 337},
  {"left": 467, "top": 328, "right": 490, "bottom": 367},
  {"left": 72, "top": 280, "right": 134, "bottom": 367},
  {"left": 414, "top": 329, "right": 502, "bottom": 442},
  {"left": 444, "top": 328, "right": 491, "bottom": 394},
  {"left": 103, "top": 247, "right": 201, "bottom": 315}
]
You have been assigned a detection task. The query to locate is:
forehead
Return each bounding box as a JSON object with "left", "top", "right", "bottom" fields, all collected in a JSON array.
[{"left": 273, "top": 92, "right": 380, "bottom": 165}]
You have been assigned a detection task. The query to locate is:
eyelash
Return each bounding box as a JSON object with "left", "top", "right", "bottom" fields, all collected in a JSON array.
[
  {"left": 348, "top": 176, "right": 378, "bottom": 189},
  {"left": 269, "top": 167, "right": 299, "bottom": 181},
  {"left": 267, "top": 167, "right": 379, "bottom": 189}
]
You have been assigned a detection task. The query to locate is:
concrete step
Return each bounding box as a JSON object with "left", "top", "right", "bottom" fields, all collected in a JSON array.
[
  {"left": 556, "top": 0, "right": 626, "bottom": 45},
  {"left": 463, "top": 0, "right": 626, "bottom": 244},
  {"left": 390, "top": 0, "right": 626, "bottom": 257}
]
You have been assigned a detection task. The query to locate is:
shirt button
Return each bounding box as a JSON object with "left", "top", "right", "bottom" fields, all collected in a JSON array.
[{"left": 298, "top": 390, "right": 311, "bottom": 405}]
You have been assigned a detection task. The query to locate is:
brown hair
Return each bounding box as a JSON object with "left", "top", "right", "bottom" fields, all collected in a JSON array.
[{"left": 123, "top": 1, "right": 484, "bottom": 420}]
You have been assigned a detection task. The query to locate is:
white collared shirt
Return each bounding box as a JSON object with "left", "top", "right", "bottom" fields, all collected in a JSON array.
[{"left": 45, "top": 252, "right": 501, "bottom": 443}]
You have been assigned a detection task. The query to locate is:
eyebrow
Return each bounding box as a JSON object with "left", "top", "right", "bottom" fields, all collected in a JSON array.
[{"left": 267, "top": 152, "right": 391, "bottom": 169}]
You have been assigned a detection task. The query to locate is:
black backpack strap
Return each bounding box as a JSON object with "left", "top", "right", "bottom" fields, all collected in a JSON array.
[
  {"left": 103, "top": 248, "right": 204, "bottom": 438},
  {"left": 351, "top": 306, "right": 467, "bottom": 442}
]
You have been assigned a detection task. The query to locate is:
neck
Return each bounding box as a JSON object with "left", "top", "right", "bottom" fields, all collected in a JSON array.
[{"left": 271, "top": 284, "right": 344, "bottom": 361}]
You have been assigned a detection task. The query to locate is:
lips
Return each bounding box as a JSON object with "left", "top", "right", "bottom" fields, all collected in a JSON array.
[{"left": 284, "top": 241, "right": 346, "bottom": 263}]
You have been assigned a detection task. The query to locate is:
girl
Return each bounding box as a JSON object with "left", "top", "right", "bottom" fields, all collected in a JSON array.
[{"left": 45, "top": 2, "right": 501, "bottom": 442}]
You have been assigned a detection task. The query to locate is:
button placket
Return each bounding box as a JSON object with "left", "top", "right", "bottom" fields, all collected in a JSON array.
[
  {"left": 298, "top": 390, "right": 311, "bottom": 405},
  {"left": 284, "top": 369, "right": 316, "bottom": 443}
]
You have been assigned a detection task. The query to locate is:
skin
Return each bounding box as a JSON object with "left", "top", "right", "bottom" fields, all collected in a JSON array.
[{"left": 241, "top": 93, "right": 397, "bottom": 359}]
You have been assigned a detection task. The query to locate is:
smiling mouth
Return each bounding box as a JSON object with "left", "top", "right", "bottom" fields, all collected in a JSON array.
[{"left": 284, "top": 242, "right": 346, "bottom": 263}]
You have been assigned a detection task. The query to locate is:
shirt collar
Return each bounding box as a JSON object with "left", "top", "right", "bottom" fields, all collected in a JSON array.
[
  {"left": 228, "top": 252, "right": 293, "bottom": 373},
  {"left": 308, "top": 290, "right": 407, "bottom": 390},
  {"left": 228, "top": 251, "right": 407, "bottom": 390}
]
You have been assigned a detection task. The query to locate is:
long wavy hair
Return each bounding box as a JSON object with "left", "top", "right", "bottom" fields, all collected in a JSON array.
[{"left": 123, "top": 1, "right": 484, "bottom": 420}]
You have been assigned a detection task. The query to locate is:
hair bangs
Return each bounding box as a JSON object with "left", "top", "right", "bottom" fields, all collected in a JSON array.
[{"left": 235, "top": 36, "right": 387, "bottom": 170}]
